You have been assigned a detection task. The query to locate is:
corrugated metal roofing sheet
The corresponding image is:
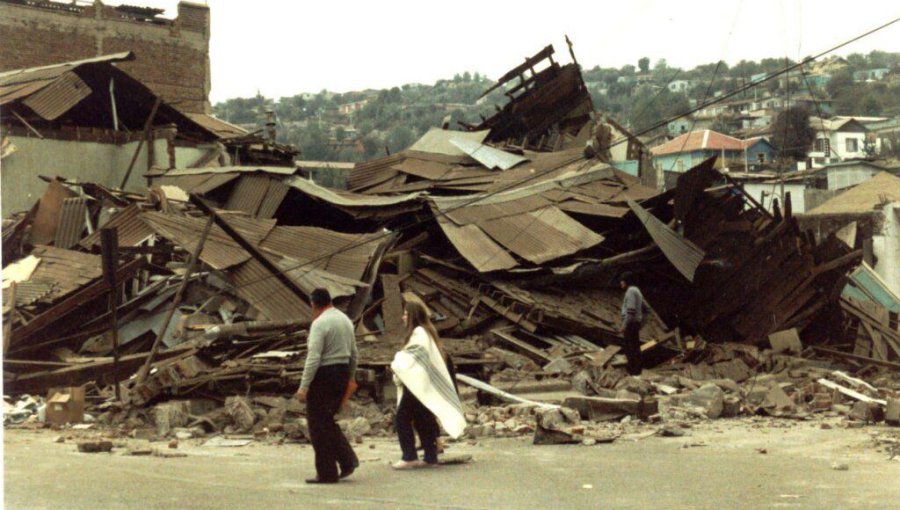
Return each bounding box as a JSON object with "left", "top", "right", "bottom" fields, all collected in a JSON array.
[
  {"left": 80, "top": 204, "right": 155, "bottom": 249},
  {"left": 408, "top": 128, "right": 489, "bottom": 156},
  {"left": 22, "top": 71, "right": 91, "bottom": 121},
  {"left": 285, "top": 176, "right": 424, "bottom": 209},
  {"left": 28, "top": 245, "right": 103, "bottom": 303},
  {"left": 479, "top": 207, "right": 603, "bottom": 264},
  {"left": 449, "top": 138, "right": 528, "bottom": 171},
  {"left": 229, "top": 258, "right": 312, "bottom": 322},
  {"left": 435, "top": 216, "right": 518, "bottom": 272},
  {"left": 277, "top": 258, "right": 365, "bottom": 300},
  {"left": 0, "top": 52, "right": 133, "bottom": 107},
  {"left": 2, "top": 280, "right": 54, "bottom": 307},
  {"left": 257, "top": 179, "right": 290, "bottom": 219},
  {"left": 628, "top": 200, "right": 705, "bottom": 282},
  {"left": 53, "top": 197, "right": 87, "bottom": 249},
  {"left": 259, "top": 226, "right": 383, "bottom": 281},
  {"left": 225, "top": 173, "right": 270, "bottom": 216},
  {"left": 184, "top": 113, "right": 248, "bottom": 140},
  {"left": 444, "top": 194, "right": 551, "bottom": 226},
  {"left": 142, "top": 213, "right": 245, "bottom": 270}
]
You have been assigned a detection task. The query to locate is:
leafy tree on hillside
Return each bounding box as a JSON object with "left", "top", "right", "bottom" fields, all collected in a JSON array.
[
  {"left": 638, "top": 57, "right": 650, "bottom": 74},
  {"left": 770, "top": 107, "right": 815, "bottom": 162}
]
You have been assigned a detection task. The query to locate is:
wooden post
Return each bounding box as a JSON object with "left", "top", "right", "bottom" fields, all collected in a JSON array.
[
  {"left": 134, "top": 214, "right": 215, "bottom": 386},
  {"left": 100, "top": 228, "right": 122, "bottom": 401},
  {"left": 120, "top": 97, "right": 162, "bottom": 189},
  {"left": 4, "top": 282, "right": 16, "bottom": 355}
]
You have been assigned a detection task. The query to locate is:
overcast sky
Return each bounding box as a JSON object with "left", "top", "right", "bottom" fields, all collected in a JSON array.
[{"left": 130, "top": 1, "right": 898, "bottom": 102}]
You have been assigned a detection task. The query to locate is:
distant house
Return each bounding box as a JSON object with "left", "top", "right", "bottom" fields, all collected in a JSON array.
[
  {"left": 862, "top": 116, "right": 900, "bottom": 156},
  {"left": 667, "top": 79, "right": 695, "bottom": 93},
  {"left": 750, "top": 72, "right": 769, "bottom": 84},
  {"left": 338, "top": 100, "right": 368, "bottom": 116},
  {"left": 853, "top": 68, "right": 890, "bottom": 82},
  {"left": 807, "top": 117, "right": 869, "bottom": 168},
  {"left": 667, "top": 117, "right": 693, "bottom": 136},
  {"left": 650, "top": 129, "right": 776, "bottom": 173}
]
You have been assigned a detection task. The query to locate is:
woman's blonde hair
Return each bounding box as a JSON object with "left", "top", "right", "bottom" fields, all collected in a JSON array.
[{"left": 402, "top": 292, "right": 444, "bottom": 355}]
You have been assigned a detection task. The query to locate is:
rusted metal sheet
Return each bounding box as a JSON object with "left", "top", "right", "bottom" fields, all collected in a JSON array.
[
  {"left": 141, "top": 212, "right": 250, "bottom": 270},
  {"left": 257, "top": 179, "right": 290, "bottom": 219},
  {"left": 277, "top": 258, "right": 366, "bottom": 299},
  {"left": 2, "top": 280, "right": 53, "bottom": 307},
  {"left": 53, "top": 197, "right": 88, "bottom": 249},
  {"left": 225, "top": 173, "right": 270, "bottom": 215},
  {"left": 183, "top": 113, "right": 248, "bottom": 140},
  {"left": 152, "top": 173, "right": 240, "bottom": 195},
  {"left": 434, "top": 216, "right": 518, "bottom": 272},
  {"left": 80, "top": 204, "right": 154, "bottom": 249},
  {"left": 28, "top": 245, "right": 103, "bottom": 303},
  {"left": 628, "top": 200, "right": 705, "bottom": 282},
  {"left": 557, "top": 201, "right": 629, "bottom": 218},
  {"left": 229, "top": 258, "right": 312, "bottom": 321},
  {"left": 444, "top": 195, "right": 551, "bottom": 226},
  {"left": 22, "top": 71, "right": 91, "bottom": 121},
  {"left": 260, "top": 226, "right": 381, "bottom": 281},
  {"left": 391, "top": 158, "right": 456, "bottom": 180},
  {"left": 479, "top": 207, "right": 603, "bottom": 264}
]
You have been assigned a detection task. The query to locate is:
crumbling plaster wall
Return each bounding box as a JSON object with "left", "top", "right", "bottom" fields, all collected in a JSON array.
[{"left": 1, "top": 135, "right": 209, "bottom": 216}]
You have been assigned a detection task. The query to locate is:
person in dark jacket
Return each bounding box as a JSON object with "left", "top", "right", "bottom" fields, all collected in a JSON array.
[{"left": 619, "top": 272, "right": 650, "bottom": 375}]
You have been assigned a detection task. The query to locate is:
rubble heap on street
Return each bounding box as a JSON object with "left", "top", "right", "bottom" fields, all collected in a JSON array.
[{"left": 3, "top": 44, "right": 899, "bottom": 448}]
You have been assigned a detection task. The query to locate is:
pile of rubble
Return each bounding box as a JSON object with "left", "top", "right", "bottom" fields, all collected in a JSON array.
[{"left": 3, "top": 44, "right": 899, "bottom": 449}]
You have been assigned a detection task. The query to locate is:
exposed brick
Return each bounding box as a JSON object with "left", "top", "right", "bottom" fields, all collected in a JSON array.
[{"left": 0, "top": 0, "right": 210, "bottom": 113}]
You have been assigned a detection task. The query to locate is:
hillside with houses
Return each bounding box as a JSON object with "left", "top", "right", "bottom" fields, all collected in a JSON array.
[{"left": 213, "top": 50, "right": 900, "bottom": 169}]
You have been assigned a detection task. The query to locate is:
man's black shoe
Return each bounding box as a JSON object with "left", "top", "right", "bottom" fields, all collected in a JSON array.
[
  {"left": 339, "top": 466, "right": 355, "bottom": 479},
  {"left": 305, "top": 478, "right": 339, "bottom": 484}
]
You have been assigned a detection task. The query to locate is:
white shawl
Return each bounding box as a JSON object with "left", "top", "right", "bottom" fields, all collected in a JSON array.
[{"left": 391, "top": 326, "right": 466, "bottom": 439}]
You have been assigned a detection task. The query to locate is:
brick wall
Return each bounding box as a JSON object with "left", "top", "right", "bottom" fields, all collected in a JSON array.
[{"left": 0, "top": 0, "right": 210, "bottom": 114}]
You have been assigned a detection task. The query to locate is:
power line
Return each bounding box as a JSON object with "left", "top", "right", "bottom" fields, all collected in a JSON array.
[{"left": 229, "top": 15, "right": 900, "bottom": 294}]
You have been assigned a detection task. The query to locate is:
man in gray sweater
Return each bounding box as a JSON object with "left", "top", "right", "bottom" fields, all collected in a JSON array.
[
  {"left": 619, "top": 272, "right": 650, "bottom": 375},
  {"left": 295, "top": 288, "right": 358, "bottom": 484}
]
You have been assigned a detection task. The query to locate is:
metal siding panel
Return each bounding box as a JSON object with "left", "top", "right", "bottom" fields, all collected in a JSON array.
[
  {"left": 259, "top": 226, "right": 381, "bottom": 281},
  {"left": 28, "top": 245, "right": 103, "bottom": 304}
]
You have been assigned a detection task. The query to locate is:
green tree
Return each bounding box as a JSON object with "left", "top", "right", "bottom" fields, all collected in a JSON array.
[
  {"left": 388, "top": 126, "right": 415, "bottom": 153},
  {"left": 771, "top": 107, "right": 815, "bottom": 162},
  {"left": 638, "top": 57, "right": 650, "bottom": 74}
]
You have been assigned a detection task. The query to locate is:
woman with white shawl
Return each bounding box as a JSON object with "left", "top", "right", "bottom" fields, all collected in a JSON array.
[{"left": 389, "top": 294, "right": 465, "bottom": 469}]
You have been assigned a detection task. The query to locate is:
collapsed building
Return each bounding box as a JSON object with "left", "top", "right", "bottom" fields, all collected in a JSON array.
[{"left": 3, "top": 44, "right": 899, "bottom": 441}]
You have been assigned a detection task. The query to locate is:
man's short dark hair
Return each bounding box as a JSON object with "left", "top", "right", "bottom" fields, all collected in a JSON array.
[
  {"left": 619, "top": 271, "right": 635, "bottom": 286},
  {"left": 311, "top": 288, "right": 332, "bottom": 308}
]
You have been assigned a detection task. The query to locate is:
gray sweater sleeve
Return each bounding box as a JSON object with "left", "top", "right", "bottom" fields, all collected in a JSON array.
[
  {"left": 622, "top": 287, "right": 640, "bottom": 327},
  {"left": 299, "top": 320, "right": 324, "bottom": 390}
]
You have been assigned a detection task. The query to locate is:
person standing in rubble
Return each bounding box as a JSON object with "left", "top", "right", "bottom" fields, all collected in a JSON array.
[
  {"left": 390, "top": 294, "right": 466, "bottom": 469},
  {"left": 619, "top": 272, "right": 650, "bottom": 375},
  {"left": 295, "top": 288, "right": 359, "bottom": 484}
]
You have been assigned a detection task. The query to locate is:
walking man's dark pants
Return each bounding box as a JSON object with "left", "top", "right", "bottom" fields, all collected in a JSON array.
[
  {"left": 623, "top": 321, "right": 643, "bottom": 375},
  {"left": 395, "top": 390, "right": 440, "bottom": 464},
  {"left": 307, "top": 364, "right": 357, "bottom": 482}
]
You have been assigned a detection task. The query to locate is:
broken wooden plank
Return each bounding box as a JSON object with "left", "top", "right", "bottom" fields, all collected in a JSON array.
[
  {"left": 817, "top": 378, "right": 886, "bottom": 406},
  {"left": 380, "top": 274, "right": 405, "bottom": 345},
  {"left": 455, "top": 373, "right": 558, "bottom": 409}
]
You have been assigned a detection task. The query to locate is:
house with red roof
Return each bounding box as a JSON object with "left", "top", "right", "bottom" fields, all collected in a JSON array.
[{"left": 650, "top": 129, "right": 776, "bottom": 173}]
